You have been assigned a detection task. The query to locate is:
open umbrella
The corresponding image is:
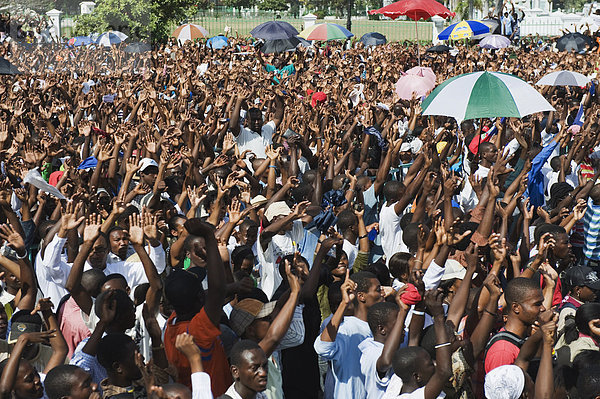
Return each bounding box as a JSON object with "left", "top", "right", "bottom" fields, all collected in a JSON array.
[
  {"left": 369, "top": 0, "right": 454, "bottom": 64},
  {"left": 172, "top": 24, "right": 209, "bottom": 43},
  {"left": 250, "top": 21, "right": 299, "bottom": 40},
  {"left": 556, "top": 33, "right": 592, "bottom": 52},
  {"left": 96, "top": 31, "right": 128, "bottom": 47},
  {"left": 396, "top": 74, "right": 435, "bottom": 99},
  {"left": 299, "top": 23, "right": 353, "bottom": 41},
  {"left": 473, "top": 19, "right": 499, "bottom": 39},
  {"left": 438, "top": 20, "right": 489, "bottom": 40},
  {"left": 0, "top": 57, "right": 21, "bottom": 75},
  {"left": 406, "top": 66, "right": 436, "bottom": 84},
  {"left": 479, "top": 34, "right": 511, "bottom": 49},
  {"left": 536, "top": 71, "right": 591, "bottom": 87},
  {"left": 68, "top": 36, "right": 91, "bottom": 47},
  {"left": 360, "top": 32, "right": 387, "bottom": 46},
  {"left": 260, "top": 37, "right": 302, "bottom": 53},
  {"left": 421, "top": 71, "right": 554, "bottom": 121},
  {"left": 124, "top": 42, "right": 151, "bottom": 53},
  {"left": 427, "top": 44, "right": 453, "bottom": 53},
  {"left": 207, "top": 35, "right": 228, "bottom": 50}
]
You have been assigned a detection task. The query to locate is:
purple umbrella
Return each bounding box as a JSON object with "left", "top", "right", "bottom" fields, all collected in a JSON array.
[{"left": 479, "top": 34, "right": 511, "bottom": 49}]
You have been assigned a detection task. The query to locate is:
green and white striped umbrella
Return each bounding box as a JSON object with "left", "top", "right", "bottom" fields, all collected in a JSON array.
[{"left": 421, "top": 71, "right": 554, "bottom": 121}]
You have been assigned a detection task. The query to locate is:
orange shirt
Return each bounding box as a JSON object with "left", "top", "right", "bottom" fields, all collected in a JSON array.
[{"left": 164, "top": 308, "right": 232, "bottom": 396}]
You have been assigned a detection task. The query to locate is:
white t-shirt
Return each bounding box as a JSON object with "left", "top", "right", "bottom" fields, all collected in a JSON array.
[
  {"left": 258, "top": 220, "right": 304, "bottom": 300},
  {"left": 359, "top": 337, "right": 394, "bottom": 399},
  {"left": 379, "top": 203, "right": 403, "bottom": 262},
  {"left": 236, "top": 121, "right": 276, "bottom": 159},
  {"left": 396, "top": 386, "right": 446, "bottom": 399},
  {"left": 343, "top": 239, "right": 358, "bottom": 269}
]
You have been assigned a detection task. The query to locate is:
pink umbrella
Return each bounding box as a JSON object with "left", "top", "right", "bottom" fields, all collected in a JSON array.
[
  {"left": 405, "top": 66, "right": 436, "bottom": 85},
  {"left": 395, "top": 74, "right": 435, "bottom": 100}
]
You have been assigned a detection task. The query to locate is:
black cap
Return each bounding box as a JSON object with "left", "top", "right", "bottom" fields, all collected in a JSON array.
[{"left": 565, "top": 265, "right": 600, "bottom": 291}]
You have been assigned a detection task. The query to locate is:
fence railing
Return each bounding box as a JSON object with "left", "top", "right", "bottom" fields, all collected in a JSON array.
[{"left": 187, "top": 15, "right": 434, "bottom": 42}]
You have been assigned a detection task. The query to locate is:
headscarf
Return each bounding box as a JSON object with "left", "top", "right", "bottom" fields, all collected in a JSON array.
[{"left": 484, "top": 365, "right": 525, "bottom": 399}]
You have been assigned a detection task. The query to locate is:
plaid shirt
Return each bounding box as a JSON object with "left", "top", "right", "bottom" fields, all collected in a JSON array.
[
  {"left": 584, "top": 199, "right": 600, "bottom": 261},
  {"left": 70, "top": 337, "right": 108, "bottom": 386}
]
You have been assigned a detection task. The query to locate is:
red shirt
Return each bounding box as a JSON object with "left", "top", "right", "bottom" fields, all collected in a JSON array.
[
  {"left": 164, "top": 308, "right": 232, "bottom": 396},
  {"left": 484, "top": 331, "right": 521, "bottom": 373}
]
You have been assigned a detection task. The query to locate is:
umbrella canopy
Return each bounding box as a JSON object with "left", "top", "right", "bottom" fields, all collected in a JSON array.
[
  {"left": 360, "top": 32, "right": 387, "bottom": 46},
  {"left": 250, "top": 21, "right": 299, "bottom": 40},
  {"left": 421, "top": 71, "right": 554, "bottom": 121},
  {"left": 207, "top": 35, "right": 228, "bottom": 50},
  {"left": 556, "top": 32, "right": 592, "bottom": 52},
  {"left": 473, "top": 19, "right": 499, "bottom": 39},
  {"left": 427, "top": 44, "right": 453, "bottom": 53},
  {"left": 172, "top": 24, "right": 209, "bottom": 43},
  {"left": 68, "top": 36, "right": 91, "bottom": 47},
  {"left": 299, "top": 23, "right": 353, "bottom": 41},
  {"left": 406, "top": 66, "right": 436, "bottom": 85},
  {"left": 0, "top": 57, "right": 21, "bottom": 75},
  {"left": 479, "top": 34, "right": 511, "bottom": 49},
  {"left": 536, "top": 71, "right": 591, "bottom": 87},
  {"left": 96, "top": 31, "right": 128, "bottom": 47},
  {"left": 260, "top": 37, "right": 303, "bottom": 53},
  {"left": 369, "top": 0, "right": 454, "bottom": 20},
  {"left": 438, "top": 20, "right": 489, "bottom": 40},
  {"left": 396, "top": 74, "right": 435, "bottom": 99},
  {"left": 124, "top": 42, "right": 151, "bottom": 53}
]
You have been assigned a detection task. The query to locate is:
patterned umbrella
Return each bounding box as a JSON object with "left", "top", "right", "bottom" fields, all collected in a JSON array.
[
  {"left": 479, "top": 34, "right": 511, "bottom": 49},
  {"left": 96, "top": 31, "right": 128, "bottom": 47},
  {"left": 68, "top": 36, "right": 91, "bottom": 47},
  {"left": 250, "top": 21, "right": 299, "bottom": 40},
  {"left": 421, "top": 71, "right": 554, "bottom": 121},
  {"left": 172, "top": 24, "right": 209, "bottom": 43},
  {"left": 536, "top": 71, "right": 591, "bottom": 87},
  {"left": 299, "top": 23, "right": 353, "bottom": 41},
  {"left": 438, "top": 20, "right": 489, "bottom": 40}
]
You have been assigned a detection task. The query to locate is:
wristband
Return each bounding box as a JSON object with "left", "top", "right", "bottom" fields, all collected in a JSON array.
[
  {"left": 526, "top": 265, "right": 536, "bottom": 274},
  {"left": 434, "top": 342, "right": 451, "bottom": 349},
  {"left": 269, "top": 165, "right": 277, "bottom": 169},
  {"left": 412, "top": 310, "right": 425, "bottom": 316},
  {"left": 15, "top": 250, "right": 28, "bottom": 259},
  {"left": 483, "top": 309, "right": 497, "bottom": 317},
  {"left": 359, "top": 234, "right": 368, "bottom": 239}
]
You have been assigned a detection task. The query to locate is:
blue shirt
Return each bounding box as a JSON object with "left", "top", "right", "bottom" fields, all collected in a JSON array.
[
  {"left": 527, "top": 140, "right": 558, "bottom": 207},
  {"left": 314, "top": 316, "right": 371, "bottom": 399},
  {"left": 584, "top": 198, "right": 600, "bottom": 260}
]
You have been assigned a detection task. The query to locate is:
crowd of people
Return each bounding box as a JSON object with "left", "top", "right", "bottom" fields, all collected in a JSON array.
[{"left": 0, "top": 30, "right": 598, "bottom": 399}]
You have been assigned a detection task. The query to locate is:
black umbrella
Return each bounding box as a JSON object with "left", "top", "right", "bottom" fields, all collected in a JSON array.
[
  {"left": 426, "top": 44, "right": 453, "bottom": 53},
  {"left": 360, "top": 32, "right": 387, "bottom": 46},
  {"left": 250, "top": 21, "right": 299, "bottom": 40},
  {"left": 124, "top": 42, "right": 152, "bottom": 53},
  {"left": 261, "top": 37, "right": 302, "bottom": 54},
  {"left": 0, "top": 57, "right": 21, "bottom": 75},
  {"left": 557, "top": 33, "right": 592, "bottom": 52}
]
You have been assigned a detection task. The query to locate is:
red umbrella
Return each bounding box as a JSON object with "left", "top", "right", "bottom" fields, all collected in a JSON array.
[
  {"left": 370, "top": 0, "right": 454, "bottom": 64},
  {"left": 369, "top": 0, "right": 454, "bottom": 20}
]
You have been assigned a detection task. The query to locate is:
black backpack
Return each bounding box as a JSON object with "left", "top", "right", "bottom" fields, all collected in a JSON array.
[{"left": 484, "top": 330, "right": 526, "bottom": 361}]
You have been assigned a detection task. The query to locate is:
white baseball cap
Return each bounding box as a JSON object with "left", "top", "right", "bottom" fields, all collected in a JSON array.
[{"left": 139, "top": 158, "right": 159, "bottom": 173}]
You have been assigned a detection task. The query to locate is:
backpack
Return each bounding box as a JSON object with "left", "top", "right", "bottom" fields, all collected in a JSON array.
[{"left": 484, "top": 330, "right": 526, "bottom": 361}]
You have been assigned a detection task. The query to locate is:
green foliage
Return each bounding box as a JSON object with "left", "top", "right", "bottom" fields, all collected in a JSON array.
[
  {"left": 454, "top": 0, "right": 483, "bottom": 19},
  {"left": 74, "top": 0, "right": 197, "bottom": 42},
  {"left": 258, "top": 0, "right": 289, "bottom": 12},
  {"left": 223, "top": 0, "right": 256, "bottom": 10}
]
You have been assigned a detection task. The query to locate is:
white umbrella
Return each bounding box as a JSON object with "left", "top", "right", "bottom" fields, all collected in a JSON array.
[
  {"left": 536, "top": 71, "right": 591, "bottom": 87},
  {"left": 96, "top": 31, "right": 128, "bottom": 47},
  {"left": 479, "top": 34, "right": 511, "bottom": 49},
  {"left": 422, "top": 71, "right": 554, "bottom": 122},
  {"left": 172, "top": 24, "right": 209, "bottom": 43}
]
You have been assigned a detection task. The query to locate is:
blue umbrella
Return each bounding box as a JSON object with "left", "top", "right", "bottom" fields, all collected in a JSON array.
[
  {"left": 207, "top": 35, "right": 228, "bottom": 49},
  {"left": 360, "top": 32, "right": 387, "bottom": 46},
  {"left": 250, "top": 21, "right": 299, "bottom": 40},
  {"left": 96, "top": 31, "right": 128, "bottom": 47},
  {"left": 68, "top": 36, "right": 92, "bottom": 47}
]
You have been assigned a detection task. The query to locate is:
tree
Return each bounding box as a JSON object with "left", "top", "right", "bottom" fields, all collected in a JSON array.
[
  {"left": 258, "top": 0, "right": 289, "bottom": 12},
  {"left": 74, "top": 0, "right": 197, "bottom": 42}
]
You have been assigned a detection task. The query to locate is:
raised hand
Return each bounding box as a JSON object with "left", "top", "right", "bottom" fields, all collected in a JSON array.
[
  {"left": 61, "top": 201, "right": 85, "bottom": 230},
  {"left": 0, "top": 223, "right": 25, "bottom": 254},
  {"left": 424, "top": 289, "right": 445, "bottom": 317},
  {"left": 83, "top": 213, "right": 103, "bottom": 243},
  {"left": 341, "top": 269, "right": 357, "bottom": 305},
  {"left": 142, "top": 207, "right": 160, "bottom": 244},
  {"left": 483, "top": 273, "right": 502, "bottom": 298},
  {"left": 284, "top": 259, "right": 302, "bottom": 293},
  {"left": 128, "top": 213, "right": 145, "bottom": 246}
]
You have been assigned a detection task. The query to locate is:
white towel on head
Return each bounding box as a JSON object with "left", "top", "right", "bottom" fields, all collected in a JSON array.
[
  {"left": 484, "top": 364, "right": 525, "bottom": 399},
  {"left": 23, "top": 168, "right": 66, "bottom": 200}
]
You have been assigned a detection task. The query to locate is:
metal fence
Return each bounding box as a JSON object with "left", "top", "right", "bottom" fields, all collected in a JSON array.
[{"left": 187, "top": 14, "right": 434, "bottom": 42}]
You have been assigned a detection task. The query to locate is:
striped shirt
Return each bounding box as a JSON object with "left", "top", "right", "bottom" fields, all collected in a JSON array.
[{"left": 583, "top": 198, "right": 600, "bottom": 260}]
